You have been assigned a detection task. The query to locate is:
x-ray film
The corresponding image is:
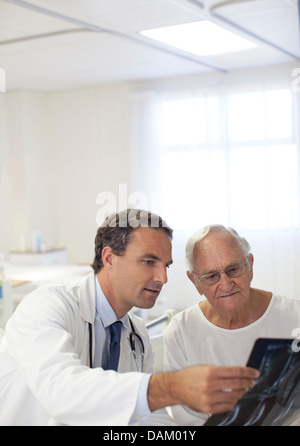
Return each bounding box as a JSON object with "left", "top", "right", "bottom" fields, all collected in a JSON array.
[{"left": 204, "top": 338, "right": 300, "bottom": 426}]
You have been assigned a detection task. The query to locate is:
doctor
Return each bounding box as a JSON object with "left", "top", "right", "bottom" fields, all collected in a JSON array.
[{"left": 0, "top": 209, "right": 258, "bottom": 426}]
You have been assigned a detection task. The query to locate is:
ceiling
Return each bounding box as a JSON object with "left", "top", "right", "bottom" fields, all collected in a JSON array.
[{"left": 0, "top": 0, "right": 299, "bottom": 91}]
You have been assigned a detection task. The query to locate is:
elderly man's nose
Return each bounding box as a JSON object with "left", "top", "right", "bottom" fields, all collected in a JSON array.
[{"left": 219, "top": 271, "right": 233, "bottom": 289}]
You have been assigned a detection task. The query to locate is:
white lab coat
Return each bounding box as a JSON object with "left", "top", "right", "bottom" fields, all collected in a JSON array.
[{"left": 0, "top": 272, "right": 160, "bottom": 426}]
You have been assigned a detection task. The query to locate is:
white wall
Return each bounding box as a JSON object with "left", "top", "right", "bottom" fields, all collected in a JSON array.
[
  {"left": 0, "top": 91, "right": 54, "bottom": 257},
  {"left": 0, "top": 83, "right": 134, "bottom": 264},
  {"left": 0, "top": 62, "right": 299, "bottom": 314}
]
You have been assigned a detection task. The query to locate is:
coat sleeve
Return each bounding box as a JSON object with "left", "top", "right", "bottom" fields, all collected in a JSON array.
[{"left": 5, "top": 286, "right": 146, "bottom": 426}]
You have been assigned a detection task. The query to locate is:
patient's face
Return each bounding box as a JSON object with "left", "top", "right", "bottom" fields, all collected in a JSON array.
[{"left": 192, "top": 231, "right": 253, "bottom": 315}]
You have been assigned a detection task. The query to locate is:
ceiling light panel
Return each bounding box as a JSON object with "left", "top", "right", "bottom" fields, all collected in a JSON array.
[{"left": 140, "top": 20, "right": 257, "bottom": 56}]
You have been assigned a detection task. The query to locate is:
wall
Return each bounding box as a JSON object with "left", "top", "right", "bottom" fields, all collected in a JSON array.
[
  {"left": 0, "top": 91, "right": 54, "bottom": 257},
  {"left": 0, "top": 62, "right": 299, "bottom": 315},
  {"left": 0, "top": 83, "right": 133, "bottom": 264}
]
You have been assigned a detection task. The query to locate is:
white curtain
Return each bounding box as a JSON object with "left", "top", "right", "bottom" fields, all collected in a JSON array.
[{"left": 129, "top": 68, "right": 300, "bottom": 312}]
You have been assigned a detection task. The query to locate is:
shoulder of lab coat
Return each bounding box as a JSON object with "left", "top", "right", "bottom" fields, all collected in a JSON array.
[{"left": 3, "top": 272, "right": 148, "bottom": 426}]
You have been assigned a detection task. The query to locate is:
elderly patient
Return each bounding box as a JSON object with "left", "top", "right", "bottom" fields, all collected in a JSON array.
[{"left": 164, "top": 224, "right": 300, "bottom": 425}]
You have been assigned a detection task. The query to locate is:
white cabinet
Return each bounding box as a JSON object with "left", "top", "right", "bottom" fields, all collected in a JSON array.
[{"left": 9, "top": 248, "right": 67, "bottom": 265}]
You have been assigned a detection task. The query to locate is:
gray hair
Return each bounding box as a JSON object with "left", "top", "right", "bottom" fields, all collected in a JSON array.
[{"left": 185, "top": 224, "right": 251, "bottom": 271}]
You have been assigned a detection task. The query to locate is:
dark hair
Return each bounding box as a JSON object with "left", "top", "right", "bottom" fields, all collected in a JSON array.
[{"left": 91, "top": 209, "right": 173, "bottom": 273}]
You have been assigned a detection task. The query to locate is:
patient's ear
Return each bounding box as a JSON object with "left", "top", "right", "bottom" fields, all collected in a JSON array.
[
  {"left": 186, "top": 271, "right": 204, "bottom": 296},
  {"left": 247, "top": 253, "right": 254, "bottom": 280},
  {"left": 186, "top": 271, "right": 194, "bottom": 283}
]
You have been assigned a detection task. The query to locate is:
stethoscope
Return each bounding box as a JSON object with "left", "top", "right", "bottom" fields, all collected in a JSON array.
[
  {"left": 128, "top": 317, "right": 145, "bottom": 372},
  {"left": 88, "top": 317, "right": 145, "bottom": 372}
]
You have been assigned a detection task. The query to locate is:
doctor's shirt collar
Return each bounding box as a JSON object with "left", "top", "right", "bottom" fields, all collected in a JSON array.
[{"left": 94, "top": 275, "right": 130, "bottom": 330}]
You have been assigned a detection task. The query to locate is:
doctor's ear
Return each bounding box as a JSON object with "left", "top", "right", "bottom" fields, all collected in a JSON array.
[{"left": 101, "top": 246, "right": 114, "bottom": 269}]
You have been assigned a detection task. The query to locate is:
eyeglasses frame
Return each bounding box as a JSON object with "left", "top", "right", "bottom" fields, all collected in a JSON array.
[{"left": 192, "top": 259, "right": 249, "bottom": 286}]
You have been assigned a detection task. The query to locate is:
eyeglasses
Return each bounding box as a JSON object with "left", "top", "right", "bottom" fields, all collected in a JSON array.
[{"left": 193, "top": 261, "right": 248, "bottom": 286}]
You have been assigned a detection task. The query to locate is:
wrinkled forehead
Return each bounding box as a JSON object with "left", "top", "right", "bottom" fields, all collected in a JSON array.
[{"left": 193, "top": 231, "right": 245, "bottom": 271}]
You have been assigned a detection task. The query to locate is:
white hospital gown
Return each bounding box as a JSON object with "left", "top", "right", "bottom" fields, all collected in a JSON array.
[{"left": 163, "top": 294, "right": 300, "bottom": 426}]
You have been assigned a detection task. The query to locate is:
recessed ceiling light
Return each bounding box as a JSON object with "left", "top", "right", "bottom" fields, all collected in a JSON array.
[{"left": 140, "top": 20, "right": 257, "bottom": 56}]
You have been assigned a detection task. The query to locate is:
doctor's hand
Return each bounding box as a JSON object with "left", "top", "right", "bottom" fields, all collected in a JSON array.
[{"left": 147, "top": 365, "right": 259, "bottom": 414}]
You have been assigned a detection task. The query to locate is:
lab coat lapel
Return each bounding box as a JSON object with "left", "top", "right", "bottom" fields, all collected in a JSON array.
[
  {"left": 79, "top": 272, "right": 96, "bottom": 324},
  {"left": 78, "top": 272, "right": 97, "bottom": 366}
]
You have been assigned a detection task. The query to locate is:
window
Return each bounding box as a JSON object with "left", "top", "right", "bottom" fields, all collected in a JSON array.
[{"left": 161, "top": 88, "right": 299, "bottom": 231}]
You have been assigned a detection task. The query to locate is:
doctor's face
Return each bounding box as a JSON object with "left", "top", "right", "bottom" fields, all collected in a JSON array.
[{"left": 106, "top": 227, "right": 173, "bottom": 316}]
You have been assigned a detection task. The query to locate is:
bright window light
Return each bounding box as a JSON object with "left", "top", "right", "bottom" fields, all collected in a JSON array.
[
  {"left": 140, "top": 21, "right": 257, "bottom": 56},
  {"left": 160, "top": 89, "right": 298, "bottom": 230}
]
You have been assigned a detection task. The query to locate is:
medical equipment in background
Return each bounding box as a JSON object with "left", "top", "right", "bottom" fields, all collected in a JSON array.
[
  {"left": 146, "top": 310, "right": 175, "bottom": 373},
  {"left": 0, "top": 253, "right": 13, "bottom": 329}
]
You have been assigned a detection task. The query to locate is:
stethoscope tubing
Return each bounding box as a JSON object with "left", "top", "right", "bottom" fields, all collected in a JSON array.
[{"left": 88, "top": 317, "right": 145, "bottom": 371}]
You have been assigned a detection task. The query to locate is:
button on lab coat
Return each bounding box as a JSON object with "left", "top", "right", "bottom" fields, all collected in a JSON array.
[{"left": 0, "top": 272, "right": 155, "bottom": 426}]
